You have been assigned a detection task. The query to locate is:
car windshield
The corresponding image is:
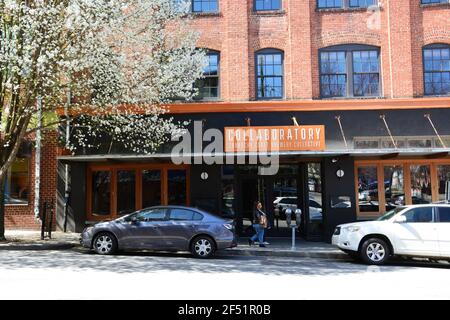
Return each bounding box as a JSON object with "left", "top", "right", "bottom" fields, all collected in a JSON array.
[{"left": 376, "top": 207, "right": 405, "bottom": 221}]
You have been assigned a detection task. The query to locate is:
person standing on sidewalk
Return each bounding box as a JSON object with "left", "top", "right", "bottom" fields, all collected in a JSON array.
[{"left": 249, "top": 201, "right": 268, "bottom": 248}]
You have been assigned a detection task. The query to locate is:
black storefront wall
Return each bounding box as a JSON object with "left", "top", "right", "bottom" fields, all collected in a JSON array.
[
  {"left": 57, "top": 108, "right": 450, "bottom": 236},
  {"left": 190, "top": 164, "right": 222, "bottom": 214},
  {"left": 322, "top": 157, "right": 357, "bottom": 241}
]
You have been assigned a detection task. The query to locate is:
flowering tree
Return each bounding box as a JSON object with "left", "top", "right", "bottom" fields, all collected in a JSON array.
[{"left": 0, "top": 0, "right": 206, "bottom": 240}]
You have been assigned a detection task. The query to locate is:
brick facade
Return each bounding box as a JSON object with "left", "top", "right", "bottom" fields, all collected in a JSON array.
[
  {"left": 4, "top": 131, "right": 59, "bottom": 230},
  {"left": 190, "top": 0, "right": 450, "bottom": 101}
]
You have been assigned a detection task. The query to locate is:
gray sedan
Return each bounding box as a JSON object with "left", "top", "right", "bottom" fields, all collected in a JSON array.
[{"left": 80, "top": 206, "right": 237, "bottom": 258}]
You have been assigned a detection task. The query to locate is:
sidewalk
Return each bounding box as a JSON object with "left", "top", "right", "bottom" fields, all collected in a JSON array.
[
  {"left": 0, "top": 230, "right": 80, "bottom": 251},
  {"left": 222, "top": 238, "right": 348, "bottom": 260}
]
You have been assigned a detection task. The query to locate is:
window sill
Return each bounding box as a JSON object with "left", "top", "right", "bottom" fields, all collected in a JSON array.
[
  {"left": 189, "top": 99, "right": 224, "bottom": 103},
  {"left": 192, "top": 12, "right": 222, "bottom": 18},
  {"left": 316, "top": 6, "right": 381, "bottom": 13},
  {"left": 5, "top": 203, "right": 29, "bottom": 207},
  {"left": 318, "top": 96, "right": 386, "bottom": 100},
  {"left": 421, "top": 3, "right": 450, "bottom": 9},
  {"left": 422, "top": 94, "right": 450, "bottom": 98},
  {"left": 252, "top": 10, "right": 286, "bottom": 17}
]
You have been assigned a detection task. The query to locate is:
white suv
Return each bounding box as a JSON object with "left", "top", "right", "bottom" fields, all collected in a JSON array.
[{"left": 332, "top": 204, "right": 450, "bottom": 265}]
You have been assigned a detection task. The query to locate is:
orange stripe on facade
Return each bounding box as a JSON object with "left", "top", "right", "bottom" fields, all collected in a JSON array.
[{"left": 57, "top": 97, "right": 450, "bottom": 116}]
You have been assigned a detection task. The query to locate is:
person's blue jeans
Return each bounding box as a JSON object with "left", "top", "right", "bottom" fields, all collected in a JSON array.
[{"left": 250, "top": 224, "right": 265, "bottom": 244}]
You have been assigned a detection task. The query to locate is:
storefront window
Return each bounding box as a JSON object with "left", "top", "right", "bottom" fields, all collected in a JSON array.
[
  {"left": 168, "top": 170, "right": 187, "bottom": 205},
  {"left": 221, "top": 166, "right": 235, "bottom": 217},
  {"left": 358, "top": 166, "right": 379, "bottom": 212},
  {"left": 437, "top": 165, "right": 450, "bottom": 201},
  {"left": 92, "top": 171, "right": 111, "bottom": 216},
  {"left": 4, "top": 158, "right": 29, "bottom": 205},
  {"left": 384, "top": 165, "right": 405, "bottom": 210},
  {"left": 117, "top": 170, "right": 136, "bottom": 215},
  {"left": 410, "top": 165, "right": 432, "bottom": 204},
  {"left": 142, "top": 170, "right": 162, "bottom": 208},
  {"left": 308, "top": 163, "right": 323, "bottom": 236}
]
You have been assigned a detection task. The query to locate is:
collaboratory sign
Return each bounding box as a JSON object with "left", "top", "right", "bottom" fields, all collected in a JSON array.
[{"left": 225, "top": 125, "right": 326, "bottom": 153}]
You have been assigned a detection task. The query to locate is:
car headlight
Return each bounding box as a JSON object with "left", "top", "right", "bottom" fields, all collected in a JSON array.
[
  {"left": 344, "top": 226, "right": 360, "bottom": 233},
  {"left": 223, "top": 224, "right": 234, "bottom": 231},
  {"left": 83, "top": 226, "right": 93, "bottom": 234}
]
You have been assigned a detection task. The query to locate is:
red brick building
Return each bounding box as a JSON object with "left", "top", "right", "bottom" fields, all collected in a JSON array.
[
  {"left": 4, "top": 131, "right": 59, "bottom": 230},
  {"left": 11, "top": 0, "right": 450, "bottom": 241}
]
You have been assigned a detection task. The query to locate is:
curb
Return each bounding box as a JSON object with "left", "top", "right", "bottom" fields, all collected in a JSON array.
[
  {"left": 0, "top": 243, "right": 77, "bottom": 251},
  {"left": 220, "top": 248, "right": 349, "bottom": 260}
]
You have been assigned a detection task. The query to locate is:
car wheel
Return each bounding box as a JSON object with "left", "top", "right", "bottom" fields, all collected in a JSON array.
[
  {"left": 93, "top": 232, "right": 118, "bottom": 255},
  {"left": 360, "top": 238, "right": 390, "bottom": 265},
  {"left": 191, "top": 236, "right": 216, "bottom": 259}
]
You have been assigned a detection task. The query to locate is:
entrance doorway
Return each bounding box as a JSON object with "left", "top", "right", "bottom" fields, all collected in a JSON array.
[{"left": 236, "top": 164, "right": 324, "bottom": 240}]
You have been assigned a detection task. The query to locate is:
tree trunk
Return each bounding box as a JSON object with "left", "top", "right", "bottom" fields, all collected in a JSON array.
[{"left": 0, "top": 174, "right": 6, "bottom": 241}]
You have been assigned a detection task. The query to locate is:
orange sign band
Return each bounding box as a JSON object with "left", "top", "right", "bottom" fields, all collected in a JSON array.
[{"left": 224, "top": 125, "right": 326, "bottom": 153}]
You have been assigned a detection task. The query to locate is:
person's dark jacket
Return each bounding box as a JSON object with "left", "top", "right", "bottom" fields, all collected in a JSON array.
[{"left": 253, "top": 208, "right": 266, "bottom": 224}]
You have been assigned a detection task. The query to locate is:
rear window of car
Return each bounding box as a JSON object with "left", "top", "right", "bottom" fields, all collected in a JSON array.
[
  {"left": 438, "top": 207, "right": 450, "bottom": 222},
  {"left": 169, "top": 209, "right": 203, "bottom": 221}
]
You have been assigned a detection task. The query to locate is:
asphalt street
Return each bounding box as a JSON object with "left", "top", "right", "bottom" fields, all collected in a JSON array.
[{"left": 0, "top": 248, "right": 449, "bottom": 299}]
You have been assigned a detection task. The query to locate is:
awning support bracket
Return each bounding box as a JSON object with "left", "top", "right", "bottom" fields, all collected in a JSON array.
[
  {"left": 425, "top": 114, "right": 447, "bottom": 148},
  {"left": 335, "top": 115, "right": 348, "bottom": 149},
  {"left": 380, "top": 114, "right": 397, "bottom": 149}
]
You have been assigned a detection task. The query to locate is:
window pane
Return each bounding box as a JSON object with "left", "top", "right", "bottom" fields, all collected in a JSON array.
[
  {"left": 5, "top": 158, "right": 29, "bottom": 204},
  {"left": 320, "top": 51, "right": 347, "bottom": 97},
  {"left": 256, "top": 51, "right": 283, "bottom": 99},
  {"left": 437, "top": 165, "right": 450, "bottom": 201},
  {"left": 170, "top": 209, "right": 194, "bottom": 221},
  {"left": 192, "top": 0, "right": 218, "bottom": 13},
  {"left": 353, "top": 50, "right": 380, "bottom": 97},
  {"left": 358, "top": 166, "right": 379, "bottom": 212},
  {"left": 308, "top": 163, "right": 323, "bottom": 235},
  {"left": 168, "top": 170, "right": 187, "bottom": 205},
  {"left": 92, "top": 171, "right": 111, "bottom": 216},
  {"left": 136, "top": 208, "right": 167, "bottom": 222},
  {"left": 384, "top": 166, "right": 405, "bottom": 210},
  {"left": 256, "top": 0, "right": 281, "bottom": 10},
  {"left": 142, "top": 170, "right": 161, "bottom": 208},
  {"left": 423, "top": 46, "right": 450, "bottom": 96},
  {"left": 438, "top": 207, "right": 450, "bottom": 223},
  {"left": 195, "top": 51, "right": 219, "bottom": 100},
  {"left": 117, "top": 170, "right": 136, "bottom": 216},
  {"left": 410, "top": 165, "right": 432, "bottom": 204},
  {"left": 403, "top": 207, "right": 433, "bottom": 223}
]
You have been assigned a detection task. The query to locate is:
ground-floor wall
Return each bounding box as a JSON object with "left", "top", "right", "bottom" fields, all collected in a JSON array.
[
  {"left": 4, "top": 131, "right": 59, "bottom": 231},
  {"left": 56, "top": 107, "right": 450, "bottom": 239},
  {"left": 58, "top": 157, "right": 359, "bottom": 241}
]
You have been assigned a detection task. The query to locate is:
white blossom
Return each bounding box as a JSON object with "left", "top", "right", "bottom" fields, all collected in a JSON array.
[{"left": 1, "top": 0, "right": 207, "bottom": 181}]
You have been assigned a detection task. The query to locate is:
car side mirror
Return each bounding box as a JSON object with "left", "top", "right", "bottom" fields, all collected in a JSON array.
[
  {"left": 131, "top": 217, "right": 138, "bottom": 224},
  {"left": 394, "top": 215, "right": 407, "bottom": 224}
]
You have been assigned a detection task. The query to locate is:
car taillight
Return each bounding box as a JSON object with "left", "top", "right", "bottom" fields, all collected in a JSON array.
[{"left": 333, "top": 227, "right": 341, "bottom": 236}]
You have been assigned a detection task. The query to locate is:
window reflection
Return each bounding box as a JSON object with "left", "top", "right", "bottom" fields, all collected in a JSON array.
[
  {"left": 358, "top": 166, "right": 379, "bottom": 212},
  {"left": 437, "top": 165, "right": 450, "bottom": 201},
  {"left": 168, "top": 170, "right": 187, "bottom": 205},
  {"left": 410, "top": 165, "right": 432, "bottom": 204},
  {"left": 142, "top": 170, "right": 161, "bottom": 208},
  {"left": 92, "top": 171, "right": 111, "bottom": 216},
  {"left": 117, "top": 170, "right": 136, "bottom": 215},
  {"left": 384, "top": 166, "right": 405, "bottom": 210},
  {"left": 4, "top": 158, "right": 29, "bottom": 205}
]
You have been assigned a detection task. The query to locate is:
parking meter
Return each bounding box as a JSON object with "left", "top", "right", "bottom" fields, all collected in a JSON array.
[
  {"left": 295, "top": 209, "right": 302, "bottom": 227},
  {"left": 285, "top": 208, "right": 292, "bottom": 226}
]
